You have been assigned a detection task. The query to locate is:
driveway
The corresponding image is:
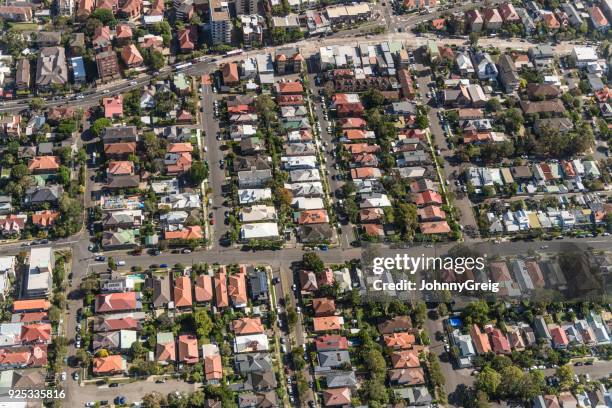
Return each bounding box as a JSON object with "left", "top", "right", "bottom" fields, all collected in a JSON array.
[{"left": 68, "top": 378, "right": 197, "bottom": 406}]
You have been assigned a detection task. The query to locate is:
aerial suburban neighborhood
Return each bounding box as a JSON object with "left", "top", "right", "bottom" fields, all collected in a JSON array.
[{"left": 0, "top": 0, "right": 610, "bottom": 405}]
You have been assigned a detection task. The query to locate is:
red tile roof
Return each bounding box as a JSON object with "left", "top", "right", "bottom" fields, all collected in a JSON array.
[
  {"left": 108, "top": 160, "right": 134, "bottom": 176},
  {"left": 194, "top": 275, "right": 213, "bottom": 302},
  {"left": 156, "top": 340, "right": 176, "bottom": 362},
  {"left": 315, "top": 334, "right": 349, "bottom": 351},
  {"left": 312, "top": 298, "right": 336, "bottom": 317},
  {"left": 95, "top": 292, "right": 139, "bottom": 313},
  {"left": 222, "top": 63, "right": 239, "bottom": 84},
  {"left": 178, "top": 334, "right": 198, "bottom": 364},
  {"left": 414, "top": 190, "right": 443, "bottom": 206},
  {"left": 165, "top": 225, "right": 203, "bottom": 240},
  {"left": 104, "top": 142, "right": 137, "bottom": 156},
  {"left": 228, "top": 272, "right": 247, "bottom": 306},
  {"left": 312, "top": 316, "right": 343, "bottom": 332},
  {"left": 31, "top": 210, "right": 59, "bottom": 227},
  {"left": 0, "top": 345, "right": 47, "bottom": 367},
  {"left": 232, "top": 317, "right": 264, "bottom": 335},
  {"left": 277, "top": 81, "right": 304, "bottom": 94},
  {"left": 384, "top": 332, "right": 416, "bottom": 349},
  {"left": 28, "top": 156, "right": 60, "bottom": 172},
  {"left": 121, "top": 44, "right": 144, "bottom": 67},
  {"left": 204, "top": 353, "right": 222, "bottom": 380},
  {"left": 470, "top": 324, "right": 492, "bottom": 354},
  {"left": 323, "top": 388, "right": 351, "bottom": 406},
  {"left": 20, "top": 323, "right": 52, "bottom": 343},
  {"left": 420, "top": 221, "right": 451, "bottom": 234},
  {"left": 391, "top": 350, "right": 420, "bottom": 369},
  {"left": 214, "top": 271, "right": 229, "bottom": 308},
  {"left": 93, "top": 355, "right": 125, "bottom": 374},
  {"left": 13, "top": 299, "right": 50, "bottom": 312},
  {"left": 173, "top": 276, "right": 193, "bottom": 308}
]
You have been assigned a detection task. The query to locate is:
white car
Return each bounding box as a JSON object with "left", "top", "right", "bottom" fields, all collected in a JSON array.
[
  {"left": 85, "top": 402, "right": 96, "bottom": 407},
  {"left": 61, "top": 372, "right": 67, "bottom": 381},
  {"left": 73, "top": 372, "right": 79, "bottom": 381},
  {"left": 130, "top": 80, "right": 137, "bottom": 86},
  {"left": 103, "top": 89, "right": 110, "bottom": 94}
]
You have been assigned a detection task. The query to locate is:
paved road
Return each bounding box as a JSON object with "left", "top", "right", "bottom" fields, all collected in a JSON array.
[
  {"left": 305, "top": 73, "right": 355, "bottom": 248},
  {"left": 413, "top": 55, "right": 479, "bottom": 239},
  {"left": 199, "top": 76, "right": 228, "bottom": 247}
]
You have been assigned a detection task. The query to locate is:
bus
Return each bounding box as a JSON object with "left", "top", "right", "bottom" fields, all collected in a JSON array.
[
  {"left": 224, "top": 49, "right": 244, "bottom": 57},
  {"left": 174, "top": 62, "right": 193, "bottom": 71}
]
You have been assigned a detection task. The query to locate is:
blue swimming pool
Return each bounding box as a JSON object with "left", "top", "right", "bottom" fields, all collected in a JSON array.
[{"left": 448, "top": 317, "right": 462, "bottom": 327}]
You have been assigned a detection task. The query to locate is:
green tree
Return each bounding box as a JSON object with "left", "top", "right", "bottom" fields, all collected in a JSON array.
[
  {"left": 29, "top": 98, "right": 45, "bottom": 111},
  {"left": 57, "top": 166, "right": 71, "bottom": 186},
  {"left": 91, "top": 8, "right": 116, "bottom": 26},
  {"left": 91, "top": 118, "right": 112, "bottom": 137},
  {"left": 302, "top": 253, "right": 324, "bottom": 273},
  {"left": 186, "top": 161, "right": 208, "bottom": 186},
  {"left": 556, "top": 364, "right": 574, "bottom": 391},
  {"left": 476, "top": 367, "right": 501, "bottom": 397}
]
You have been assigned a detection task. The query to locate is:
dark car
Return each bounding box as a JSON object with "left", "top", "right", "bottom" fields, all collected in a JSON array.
[{"left": 110, "top": 383, "right": 119, "bottom": 388}]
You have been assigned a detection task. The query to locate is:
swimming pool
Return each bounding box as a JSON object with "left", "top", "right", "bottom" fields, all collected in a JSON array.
[{"left": 448, "top": 317, "right": 462, "bottom": 327}]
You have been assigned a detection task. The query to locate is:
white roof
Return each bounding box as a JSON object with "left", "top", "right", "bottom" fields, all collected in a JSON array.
[
  {"left": 240, "top": 205, "right": 277, "bottom": 222},
  {"left": 233, "top": 333, "right": 269, "bottom": 353},
  {"left": 292, "top": 197, "right": 325, "bottom": 210},
  {"left": 0, "top": 256, "right": 15, "bottom": 274},
  {"left": 238, "top": 188, "right": 272, "bottom": 205},
  {"left": 201, "top": 343, "right": 220, "bottom": 357},
  {"left": 572, "top": 46, "right": 598, "bottom": 61},
  {"left": 29, "top": 247, "right": 53, "bottom": 273},
  {"left": 240, "top": 222, "right": 279, "bottom": 240}
]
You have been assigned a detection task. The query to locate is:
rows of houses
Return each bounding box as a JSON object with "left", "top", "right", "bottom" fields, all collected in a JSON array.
[
  {"left": 466, "top": 159, "right": 603, "bottom": 197},
  {"left": 452, "top": 309, "right": 611, "bottom": 368},
  {"left": 91, "top": 263, "right": 279, "bottom": 407},
  {"left": 0, "top": 249, "right": 56, "bottom": 386}
]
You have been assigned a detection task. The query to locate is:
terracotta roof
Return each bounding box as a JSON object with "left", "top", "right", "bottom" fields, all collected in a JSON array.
[
  {"left": 391, "top": 350, "right": 420, "bottom": 368},
  {"left": 323, "top": 388, "right": 351, "bottom": 406},
  {"left": 420, "top": 221, "right": 451, "bottom": 234},
  {"left": 413, "top": 190, "right": 443, "bottom": 206},
  {"left": 214, "top": 271, "right": 229, "bottom": 308},
  {"left": 470, "top": 324, "right": 492, "bottom": 354},
  {"left": 93, "top": 355, "right": 125, "bottom": 374},
  {"left": 228, "top": 272, "right": 247, "bottom": 306},
  {"left": 104, "top": 142, "right": 137, "bottom": 155},
  {"left": 173, "top": 276, "right": 193, "bottom": 307},
  {"left": 28, "top": 156, "right": 60, "bottom": 172},
  {"left": 339, "top": 117, "right": 367, "bottom": 129},
  {"left": 204, "top": 353, "right": 222, "bottom": 380},
  {"left": 121, "top": 44, "right": 143, "bottom": 66},
  {"left": 232, "top": 317, "right": 264, "bottom": 335},
  {"left": 167, "top": 143, "right": 193, "bottom": 153},
  {"left": 417, "top": 205, "right": 446, "bottom": 221},
  {"left": 31, "top": 210, "right": 59, "bottom": 227},
  {"left": 96, "top": 316, "right": 139, "bottom": 332},
  {"left": 178, "top": 334, "right": 198, "bottom": 363},
  {"left": 20, "top": 323, "right": 52, "bottom": 343},
  {"left": 16, "top": 312, "right": 48, "bottom": 323},
  {"left": 364, "top": 224, "right": 384, "bottom": 237},
  {"left": 222, "top": 63, "right": 239, "bottom": 84},
  {"left": 0, "top": 345, "right": 47, "bottom": 367},
  {"left": 315, "top": 334, "right": 349, "bottom": 351},
  {"left": 384, "top": 332, "right": 416, "bottom": 349},
  {"left": 156, "top": 340, "right": 176, "bottom": 362},
  {"left": 164, "top": 225, "right": 203, "bottom": 240},
  {"left": 551, "top": 326, "right": 569, "bottom": 346},
  {"left": 95, "top": 292, "right": 138, "bottom": 313},
  {"left": 108, "top": 160, "right": 134, "bottom": 176},
  {"left": 277, "top": 81, "right": 304, "bottom": 94},
  {"left": 389, "top": 367, "right": 425, "bottom": 385},
  {"left": 115, "top": 23, "right": 132, "bottom": 39},
  {"left": 313, "top": 316, "right": 343, "bottom": 332},
  {"left": 297, "top": 210, "right": 328, "bottom": 225},
  {"left": 312, "top": 298, "right": 336, "bottom": 316},
  {"left": 194, "top": 274, "right": 213, "bottom": 302},
  {"left": 13, "top": 299, "right": 50, "bottom": 312}
]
